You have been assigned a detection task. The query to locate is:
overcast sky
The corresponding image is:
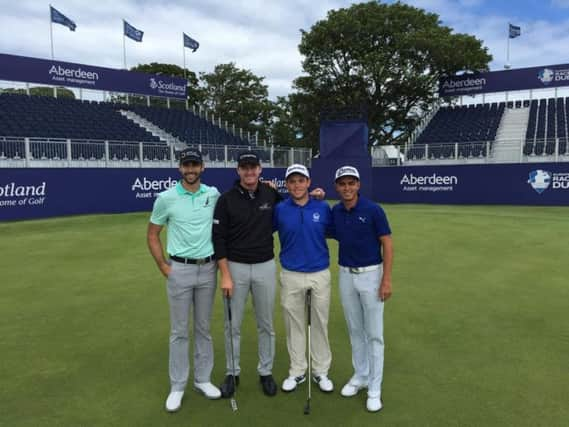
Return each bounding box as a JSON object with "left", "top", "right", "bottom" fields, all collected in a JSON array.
[{"left": 1, "top": 0, "right": 569, "bottom": 99}]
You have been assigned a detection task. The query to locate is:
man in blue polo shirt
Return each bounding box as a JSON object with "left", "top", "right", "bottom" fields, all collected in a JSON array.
[
  {"left": 273, "top": 164, "right": 334, "bottom": 393},
  {"left": 147, "top": 148, "right": 221, "bottom": 412},
  {"left": 331, "top": 165, "right": 393, "bottom": 413}
]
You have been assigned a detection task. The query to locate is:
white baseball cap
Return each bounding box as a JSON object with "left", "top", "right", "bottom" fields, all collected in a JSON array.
[
  {"left": 335, "top": 165, "right": 360, "bottom": 181},
  {"left": 285, "top": 164, "right": 310, "bottom": 179}
]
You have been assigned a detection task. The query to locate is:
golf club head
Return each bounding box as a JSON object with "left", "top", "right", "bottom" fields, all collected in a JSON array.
[
  {"left": 230, "top": 398, "right": 238, "bottom": 412},
  {"left": 303, "top": 402, "right": 310, "bottom": 415}
]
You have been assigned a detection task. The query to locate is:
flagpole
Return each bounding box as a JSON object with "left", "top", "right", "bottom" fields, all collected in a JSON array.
[
  {"left": 122, "top": 20, "right": 127, "bottom": 69},
  {"left": 505, "top": 23, "right": 511, "bottom": 70},
  {"left": 49, "top": 5, "right": 54, "bottom": 59},
  {"left": 182, "top": 34, "right": 187, "bottom": 81}
]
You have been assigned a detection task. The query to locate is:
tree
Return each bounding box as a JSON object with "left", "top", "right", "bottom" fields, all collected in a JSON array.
[
  {"left": 130, "top": 62, "right": 204, "bottom": 106},
  {"left": 3, "top": 86, "right": 75, "bottom": 99},
  {"left": 199, "top": 63, "right": 271, "bottom": 138},
  {"left": 292, "top": 1, "right": 492, "bottom": 150},
  {"left": 265, "top": 96, "right": 299, "bottom": 147}
]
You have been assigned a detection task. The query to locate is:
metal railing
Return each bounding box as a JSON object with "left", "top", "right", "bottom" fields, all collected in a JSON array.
[
  {"left": 373, "top": 138, "right": 569, "bottom": 166},
  {"left": 0, "top": 136, "right": 312, "bottom": 168}
]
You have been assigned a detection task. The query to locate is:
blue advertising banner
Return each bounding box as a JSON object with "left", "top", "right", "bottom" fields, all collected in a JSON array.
[
  {"left": 0, "top": 168, "right": 288, "bottom": 221},
  {"left": 0, "top": 53, "right": 187, "bottom": 99},
  {"left": 439, "top": 63, "right": 569, "bottom": 97},
  {"left": 372, "top": 163, "right": 569, "bottom": 205},
  {"left": 2, "top": 163, "right": 568, "bottom": 221}
]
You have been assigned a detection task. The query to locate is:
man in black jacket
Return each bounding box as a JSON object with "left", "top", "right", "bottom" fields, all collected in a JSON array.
[{"left": 213, "top": 151, "right": 282, "bottom": 397}]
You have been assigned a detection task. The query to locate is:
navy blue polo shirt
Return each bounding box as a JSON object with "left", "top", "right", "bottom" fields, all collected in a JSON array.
[
  {"left": 274, "top": 198, "right": 331, "bottom": 272},
  {"left": 331, "top": 196, "right": 391, "bottom": 267}
]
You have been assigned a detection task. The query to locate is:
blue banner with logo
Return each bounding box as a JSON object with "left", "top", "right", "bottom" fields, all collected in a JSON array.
[
  {"left": 2, "top": 164, "right": 568, "bottom": 221},
  {"left": 439, "top": 63, "right": 569, "bottom": 96},
  {"left": 0, "top": 53, "right": 186, "bottom": 99},
  {"left": 372, "top": 163, "right": 569, "bottom": 205},
  {"left": 0, "top": 168, "right": 288, "bottom": 221}
]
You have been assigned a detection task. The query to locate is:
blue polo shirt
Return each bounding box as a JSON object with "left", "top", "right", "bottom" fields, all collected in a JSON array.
[
  {"left": 331, "top": 196, "right": 391, "bottom": 267},
  {"left": 150, "top": 181, "right": 220, "bottom": 258},
  {"left": 273, "top": 198, "right": 331, "bottom": 272}
]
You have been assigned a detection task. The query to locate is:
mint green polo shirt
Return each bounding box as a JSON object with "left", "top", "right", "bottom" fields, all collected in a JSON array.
[{"left": 150, "top": 181, "right": 220, "bottom": 258}]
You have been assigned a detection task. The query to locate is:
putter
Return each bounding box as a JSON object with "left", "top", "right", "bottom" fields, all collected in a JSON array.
[
  {"left": 304, "top": 289, "right": 312, "bottom": 415},
  {"left": 226, "top": 295, "right": 238, "bottom": 412}
]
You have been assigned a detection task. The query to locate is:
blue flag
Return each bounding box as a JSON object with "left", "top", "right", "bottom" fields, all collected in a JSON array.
[
  {"left": 124, "top": 20, "right": 143, "bottom": 42},
  {"left": 183, "top": 33, "right": 199, "bottom": 52},
  {"left": 50, "top": 6, "right": 76, "bottom": 31},
  {"left": 509, "top": 24, "right": 521, "bottom": 39}
]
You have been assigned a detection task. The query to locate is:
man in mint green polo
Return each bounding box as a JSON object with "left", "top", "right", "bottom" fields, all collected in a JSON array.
[{"left": 147, "top": 148, "right": 221, "bottom": 412}]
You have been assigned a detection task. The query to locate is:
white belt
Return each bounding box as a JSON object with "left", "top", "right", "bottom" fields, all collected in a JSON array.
[{"left": 340, "top": 264, "right": 380, "bottom": 274}]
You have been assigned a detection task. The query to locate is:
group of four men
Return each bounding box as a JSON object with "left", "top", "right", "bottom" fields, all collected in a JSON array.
[{"left": 147, "top": 148, "right": 393, "bottom": 414}]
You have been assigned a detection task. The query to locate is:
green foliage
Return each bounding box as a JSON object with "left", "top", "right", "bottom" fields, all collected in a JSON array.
[
  {"left": 292, "top": 1, "right": 492, "bottom": 150},
  {"left": 3, "top": 86, "right": 75, "bottom": 99},
  {"left": 199, "top": 63, "right": 271, "bottom": 138}
]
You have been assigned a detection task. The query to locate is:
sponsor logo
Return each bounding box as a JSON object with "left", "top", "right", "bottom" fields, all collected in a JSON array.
[
  {"left": 528, "top": 170, "right": 569, "bottom": 194},
  {"left": 358, "top": 216, "right": 367, "bottom": 223},
  {"left": 537, "top": 68, "right": 554, "bottom": 85},
  {"left": 312, "top": 212, "right": 320, "bottom": 222},
  {"left": 527, "top": 170, "right": 551, "bottom": 193},
  {"left": 441, "top": 77, "right": 487, "bottom": 94},
  {"left": 400, "top": 173, "right": 458, "bottom": 192},
  {"left": 49, "top": 65, "right": 99, "bottom": 81},
  {"left": 149, "top": 78, "right": 186, "bottom": 95},
  {"left": 131, "top": 177, "right": 176, "bottom": 199},
  {"left": 259, "top": 177, "right": 287, "bottom": 194},
  {"left": 0, "top": 182, "right": 47, "bottom": 207},
  {"left": 259, "top": 202, "right": 272, "bottom": 211}
]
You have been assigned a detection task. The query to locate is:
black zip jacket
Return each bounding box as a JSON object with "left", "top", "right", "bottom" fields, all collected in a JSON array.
[{"left": 213, "top": 181, "right": 283, "bottom": 264}]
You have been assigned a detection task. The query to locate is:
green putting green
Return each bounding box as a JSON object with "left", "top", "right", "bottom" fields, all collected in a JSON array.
[{"left": 1, "top": 204, "right": 568, "bottom": 427}]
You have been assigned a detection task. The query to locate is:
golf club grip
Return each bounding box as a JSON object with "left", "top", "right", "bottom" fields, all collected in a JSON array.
[
  {"left": 227, "top": 296, "right": 232, "bottom": 321},
  {"left": 306, "top": 289, "right": 311, "bottom": 324}
]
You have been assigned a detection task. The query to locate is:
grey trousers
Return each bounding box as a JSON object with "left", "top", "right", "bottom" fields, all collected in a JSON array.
[
  {"left": 166, "top": 260, "right": 217, "bottom": 391},
  {"left": 224, "top": 259, "right": 276, "bottom": 376}
]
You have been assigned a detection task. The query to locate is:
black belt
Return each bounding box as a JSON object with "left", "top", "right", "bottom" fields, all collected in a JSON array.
[{"left": 170, "top": 255, "right": 214, "bottom": 265}]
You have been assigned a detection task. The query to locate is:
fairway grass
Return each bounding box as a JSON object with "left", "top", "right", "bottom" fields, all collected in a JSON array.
[{"left": 1, "top": 205, "right": 568, "bottom": 427}]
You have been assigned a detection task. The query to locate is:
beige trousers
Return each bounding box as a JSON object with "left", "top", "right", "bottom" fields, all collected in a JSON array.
[{"left": 280, "top": 268, "right": 332, "bottom": 377}]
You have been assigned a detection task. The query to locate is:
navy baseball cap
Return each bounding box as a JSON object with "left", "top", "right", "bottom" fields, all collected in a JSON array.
[
  {"left": 178, "top": 148, "right": 203, "bottom": 164},
  {"left": 237, "top": 151, "right": 260, "bottom": 166}
]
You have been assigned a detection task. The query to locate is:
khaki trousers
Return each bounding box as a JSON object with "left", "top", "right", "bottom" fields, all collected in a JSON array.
[{"left": 280, "top": 268, "right": 331, "bottom": 377}]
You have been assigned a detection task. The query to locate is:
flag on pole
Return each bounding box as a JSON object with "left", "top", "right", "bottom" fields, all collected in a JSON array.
[
  {"left": 183, "top": 33, "right": 200, "bottom": 52},
  {"left": 124, "top": 20, "right": 143, "bottom": 42},
  {"left": 50, "top": 6, "right": 76, "bottom": 31},
  {"left": 509, "top": 24, "right": 521, "bottom": 39}
]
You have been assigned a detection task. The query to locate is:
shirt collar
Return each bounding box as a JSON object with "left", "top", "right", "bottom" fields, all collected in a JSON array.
[
  {"left": 340, "top": 194, "right": 362, "bottom": 213},
  {"left": 176, "top": 181, "right": 205, "bottom": 196}
]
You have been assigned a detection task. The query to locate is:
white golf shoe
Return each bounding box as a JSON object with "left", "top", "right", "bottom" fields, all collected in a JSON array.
[
  {"left": 194, "top": 382, "right": 222, "bottom": 399},
  {"left": 282, "top": 374, "right": 306, "bottom": 392},
  {"left": 340, "top": 377, "right": 368, "bottom": 397},
  {"left": 366, "top": 395, "right": 383, "bottom": 412},
  {"left": 165, "top": 391, "right": 184, "bottom": 412},
  {"left": 313, "top": 375, "right": 334, "bottom": 392}
]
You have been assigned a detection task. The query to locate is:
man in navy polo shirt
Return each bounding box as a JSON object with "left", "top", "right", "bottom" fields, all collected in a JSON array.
[
  {"left": 331, "top": 165, "right": 393, "bottom": 413},
  {"left": 273, "top": 164, "right": 334, "bottom": 394},
  {"left": 147, "top": 148, "right": 221, "bottom": 412}
]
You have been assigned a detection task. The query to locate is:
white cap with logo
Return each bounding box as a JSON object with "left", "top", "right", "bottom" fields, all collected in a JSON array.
[
  {"left": 335, "top": 165, "right": 360, "bottom": 181},
  {"left": 285, "top": 164, "right": 310, "bottom": 179}
]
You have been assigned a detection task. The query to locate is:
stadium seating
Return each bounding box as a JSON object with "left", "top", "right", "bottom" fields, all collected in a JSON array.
[
  {"left": 0, "top": 93, "right": 251, "bottom": 161},
  {"left": 409, "top": 103, "right": 505, "bottom": 159},
  {"left": 524, "top": 98, "right": 569, "bottom": 156}
]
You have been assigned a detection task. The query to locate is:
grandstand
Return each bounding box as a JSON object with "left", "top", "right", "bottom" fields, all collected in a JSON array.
[
  {"left": 397, "top": 96, "right": 569, "bottom": 166},
  {"left": 0, "top": 92, "right": 302, "bottom": 167}
]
